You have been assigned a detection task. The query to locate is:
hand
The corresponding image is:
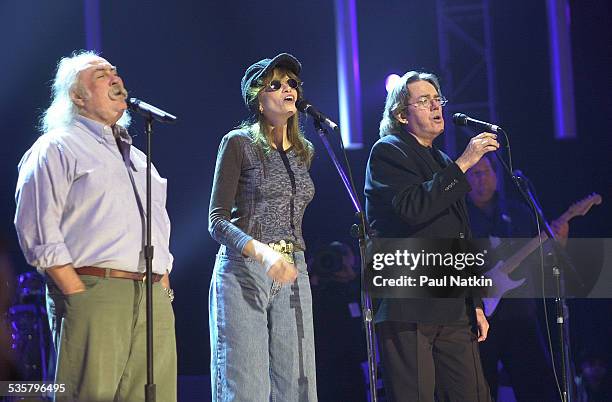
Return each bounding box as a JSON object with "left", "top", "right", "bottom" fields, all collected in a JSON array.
[
  {"left": 45, "top": 263, "right": 86, "bottom": 295},
  {"left": 64, "top": 287, "right": 86, "bottom": 295},
  {"left": 266, "top": 259, "right": 299, "bottom": 284},
  {"left": 161, "top": 271, "right": 171, "bottom": 289},
  {"left": 456, "top": 132, "right": 500, "bottom": 172},
  {"left": 475, "top": 307, "right": 489, "bottom": 342},
  {"left": 246, "top": 240, "right": 298, "bottom": 284},
  {"left": 551, "top": 219, "right": 569, "bottom": 247}
]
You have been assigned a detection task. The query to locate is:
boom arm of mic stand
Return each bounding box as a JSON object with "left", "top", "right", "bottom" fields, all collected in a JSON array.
[
  {"left": 313, "top": 120, "right": 360, "bottom": 211},
  {"left": 485, "top": 131, "right": 580, "bottom": 285},
  {"left": 513, "top": 174, "right": 582, "bottom": 285},
  {"left": 311, "top": 119, "right": 379, "bottom": 402}
]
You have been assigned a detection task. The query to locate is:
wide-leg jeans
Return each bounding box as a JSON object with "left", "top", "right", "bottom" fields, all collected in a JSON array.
[{"left": 209, "top": 248, "right": 317, "bottom": 402}]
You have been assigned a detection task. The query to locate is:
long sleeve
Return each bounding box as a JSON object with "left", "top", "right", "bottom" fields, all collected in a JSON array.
[
  {"left": 14, "top": 137, "right": 74, "bottom": 269},
  {"left": 208, "top": 133, "right": 254, "bottom": 253},
  {"left": 152, "top": 164, "right": 174, "bottom": 274},
  {"left": 369, "top": 141, "right": 470, "bottom": 226},
  {"left": 161, "top": 191, "right": 174, "bottom": 273},
  {"left": 16, "top": 118, "right": 173, "bottom": 274}
]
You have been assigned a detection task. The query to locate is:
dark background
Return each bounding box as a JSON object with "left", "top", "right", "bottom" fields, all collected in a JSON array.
[{"left": 2, "top": 0, "right": 610, "bottom": 386}]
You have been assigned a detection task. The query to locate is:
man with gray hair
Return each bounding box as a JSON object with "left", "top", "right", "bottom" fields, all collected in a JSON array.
[
  {"left": 14, "top": 51, "right": 176, "bottom": 402},
  {"left": 365, "top": 70, "right": 498, "bottom": 401}
]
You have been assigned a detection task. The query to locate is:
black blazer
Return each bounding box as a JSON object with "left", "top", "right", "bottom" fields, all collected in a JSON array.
[{"left": 364, "top": 128, "right": 479, "bottom": 323}]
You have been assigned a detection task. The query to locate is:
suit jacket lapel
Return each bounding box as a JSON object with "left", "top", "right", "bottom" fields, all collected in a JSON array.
[
  {"left": 396, "top": 127, "right": 471, "bottom": 235},
  {"left": 437, "top": 149, "right": 472, "bottom": 234},
  {"left": 396, "top": 128, "right": 439, "bottom": 176}
]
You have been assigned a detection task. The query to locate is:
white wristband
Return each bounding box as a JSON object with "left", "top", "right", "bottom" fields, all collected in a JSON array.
[{"left": 253, "top": 242, "right": 282, "bottom": 273}]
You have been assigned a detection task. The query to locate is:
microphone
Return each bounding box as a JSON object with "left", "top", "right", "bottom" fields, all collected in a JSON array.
[
  {"left": 512, "top": 169, "right": 534, "bottom": 190},
  {"left": 453, "top": 113, "right": 500, "bottom": 133},
  {"left": 127, "top": 98, "right": 177, "bottom": 123},
  {"left": 295, "top": 99, "right": 339, "bottom": 132},
  {"left": 512, "top": 169, "right": 531, "bottom": 182}
]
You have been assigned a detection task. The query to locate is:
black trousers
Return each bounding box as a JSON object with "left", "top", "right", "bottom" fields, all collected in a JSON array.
[{"left": 377, "top": 321, "right": 492, "bottom": 402}]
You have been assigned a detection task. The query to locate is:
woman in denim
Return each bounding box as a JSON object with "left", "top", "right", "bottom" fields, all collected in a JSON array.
[{"left": 208, "top": 53, "right": 317, "bottom": 401}]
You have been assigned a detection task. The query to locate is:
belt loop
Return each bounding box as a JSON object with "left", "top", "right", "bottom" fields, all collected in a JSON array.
[{"left": 104, "top": 268, "right": 111, "bottom": 279}]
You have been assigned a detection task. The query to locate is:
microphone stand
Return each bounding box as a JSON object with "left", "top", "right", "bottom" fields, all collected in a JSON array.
[
  {"left": 143, "top": 117, "right": 156, "bottom": 402},
  {"left": 310, "top": 119, "right": 378, "bottom": 402},
  {"left": 492, "top": 150, "right": 576, "bottom": 402},
  {"left": 129, "top": 98, "right": 176, "bottom": 402},
  {"left": 512, "top": 172, "right": 576, "bottom": 402}
]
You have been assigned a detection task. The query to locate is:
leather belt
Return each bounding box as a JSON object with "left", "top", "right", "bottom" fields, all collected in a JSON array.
[
  {"left": 74, "top": 266, "right": 163, "bottom": 282},
  {"left": 267, "top": 240, "right": 298, "bottom": 298},
  {"left": 268, "top": 240, "right": 296, "bottom": 264}
]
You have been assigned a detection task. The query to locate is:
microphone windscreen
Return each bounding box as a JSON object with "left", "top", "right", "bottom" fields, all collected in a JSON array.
[
  {"left": 127, "top": 98, "right": 141, "bottom": 112},
  {"left": 295, "top": 99, "right": 309, "bottom": 112},
  {"left": 453, "top": 113, "right": 468, "bottom": 126}
]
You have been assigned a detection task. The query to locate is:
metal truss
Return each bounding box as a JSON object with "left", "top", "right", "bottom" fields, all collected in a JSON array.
[{"left": 435, "top": 0, "right": 497, "bottom": 157}]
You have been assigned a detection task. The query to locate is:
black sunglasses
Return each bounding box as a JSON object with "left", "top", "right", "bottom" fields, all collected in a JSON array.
[{"left": 265, "top": 78, "right": 301, "bottom": 92}]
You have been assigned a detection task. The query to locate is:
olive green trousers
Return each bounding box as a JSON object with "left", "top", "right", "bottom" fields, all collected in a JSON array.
[{"left": 46, "top": 274, "right": 177, "bottom": 402}]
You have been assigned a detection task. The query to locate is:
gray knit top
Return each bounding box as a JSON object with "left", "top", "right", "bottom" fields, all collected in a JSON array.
[{"left": 208, "top": 129, "right": 315, "bottom": 254}]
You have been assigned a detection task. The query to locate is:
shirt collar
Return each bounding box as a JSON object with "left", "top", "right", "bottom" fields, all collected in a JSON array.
[
  {"left": 74, "top": 115, "right": 114, "bottom": 143},
  {"left": 74, "top": 115, "right": 138, "bottom": 171},
  {"left": 74, "top": 115, "right": 133, "bottom": 145}
]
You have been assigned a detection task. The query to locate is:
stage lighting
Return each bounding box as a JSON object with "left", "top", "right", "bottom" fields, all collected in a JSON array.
[{"left": 385, "top": 74, "right": 401, "bottom": 93}]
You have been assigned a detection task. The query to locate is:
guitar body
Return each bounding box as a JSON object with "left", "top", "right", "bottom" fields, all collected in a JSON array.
[
  {"left": 481, "top": 193, "right": 601, "bottom": 317},
  {"left": 483, "top": 260, "right": 527, "bottom": 316}
]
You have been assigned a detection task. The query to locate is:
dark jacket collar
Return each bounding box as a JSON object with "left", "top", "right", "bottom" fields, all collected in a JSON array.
[{"left": 392, "top": 126, "right": 448, "bottom": 174}]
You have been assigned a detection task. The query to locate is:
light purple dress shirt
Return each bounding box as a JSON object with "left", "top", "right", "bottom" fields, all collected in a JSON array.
[{"left": 14, "top": 115, "right": 173, "bottom": 274}]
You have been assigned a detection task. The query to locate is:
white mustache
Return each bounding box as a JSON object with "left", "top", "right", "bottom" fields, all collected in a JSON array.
[{"left": 109, "top": 84, "right": 128, "bottom": 99}]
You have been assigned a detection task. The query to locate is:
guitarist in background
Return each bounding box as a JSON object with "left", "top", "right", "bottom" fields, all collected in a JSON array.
[{"left": 465, "top": 155, "right": 568, "bottom": 402}]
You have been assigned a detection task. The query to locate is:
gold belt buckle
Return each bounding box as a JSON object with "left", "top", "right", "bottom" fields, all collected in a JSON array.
[{"left": 268, "top": 240, "right": 294, "bottom": 264}]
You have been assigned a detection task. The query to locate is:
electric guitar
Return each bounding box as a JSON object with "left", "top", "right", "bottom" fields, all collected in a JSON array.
[{"left": 482, "top": 193, "right": 602, "bottom": 316}]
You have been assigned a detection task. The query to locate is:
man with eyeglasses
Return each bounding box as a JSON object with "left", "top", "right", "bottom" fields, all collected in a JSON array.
[{"left": 364, "top": 71, "right": 498, "bottom": 401}]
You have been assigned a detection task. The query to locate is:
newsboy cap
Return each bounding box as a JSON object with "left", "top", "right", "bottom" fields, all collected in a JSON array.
[{"left": 240, "top": 53, "right": 302, "bottom": 112}]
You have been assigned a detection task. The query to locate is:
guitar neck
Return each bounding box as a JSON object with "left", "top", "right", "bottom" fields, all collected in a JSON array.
[
  {"left": 557, "top": 211, "right": 574, "bottom": 224},
  {"left": 499, "top": 231, "right": 549, "bottom": 275},
  {"left": 496, "top": 192, "right": 600, "bottom": 276}
]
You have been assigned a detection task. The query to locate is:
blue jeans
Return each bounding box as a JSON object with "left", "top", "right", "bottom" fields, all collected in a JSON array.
[{"left": 209, "top": 246, "right": 318, "bottom": 402}]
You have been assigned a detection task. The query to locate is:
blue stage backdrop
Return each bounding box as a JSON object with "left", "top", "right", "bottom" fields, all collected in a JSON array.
[{"left": 1, "top": 0, "right": 610, "bottom": 382}]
